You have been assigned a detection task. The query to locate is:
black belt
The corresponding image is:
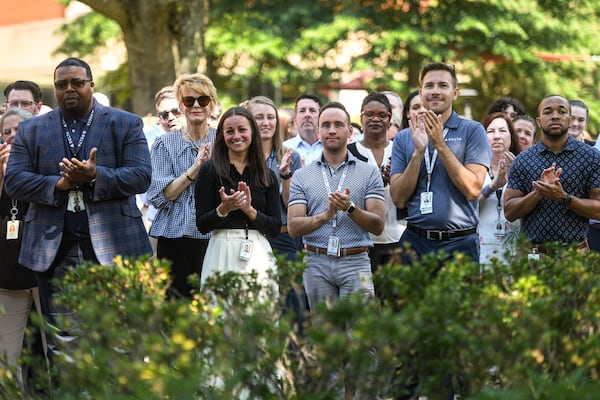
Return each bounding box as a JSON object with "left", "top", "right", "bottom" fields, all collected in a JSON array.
[{"left": 407, "top": 224, "right": 477, "bottom": 241}]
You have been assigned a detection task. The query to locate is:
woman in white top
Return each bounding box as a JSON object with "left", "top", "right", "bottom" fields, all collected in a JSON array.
[
  {"left": 349, "top": 92, "right": 406, "bottom": 273},
  {"left": 479, "top": 112, "right": 521, "bottom": 265}
]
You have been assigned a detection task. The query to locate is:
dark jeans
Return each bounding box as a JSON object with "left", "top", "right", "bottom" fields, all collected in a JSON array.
[
  {"left": 588, "top": 223, "right": 600, "bottom": 252},
  {"left": 399, "top": 229, "right": 480, "bottom": 268},
  {"left": 269, "top": 231, "right": 309, "bottom": 336},
  {"left": 37, "top": 239, "right": 98, "bottom": 328},
  {"left": 268, "top": 231, "right": 298, "bottom": 261},
  {"left": 368, "top": 242, "right": 402, "bottom": 300}
]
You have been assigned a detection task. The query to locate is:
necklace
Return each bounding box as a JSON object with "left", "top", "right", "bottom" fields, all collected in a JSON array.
[{"left": 183, "top": 129, "right": 206, "bottom": 152}]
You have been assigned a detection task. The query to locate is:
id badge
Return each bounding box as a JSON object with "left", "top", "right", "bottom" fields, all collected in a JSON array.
[
  {"left": 239, "top": 239, "right": 253, "bottom": 261},
  {"left": 528, "top": 248, "right": 540, "bottom": 262},
  {"left": 327, "top": 236, "right": 341, "bottom": 257},
  {"left": 6, "top": 220, "right": 19, "bottom": 240},
  {"left": 420, "top": 191, "right": 433, "bottom": 214},
  {"left": 494, "top": 219, "right": 506, "bottom": 237},
  {"left": 67, "top": 190, "right": 86, "bottom": 212}
]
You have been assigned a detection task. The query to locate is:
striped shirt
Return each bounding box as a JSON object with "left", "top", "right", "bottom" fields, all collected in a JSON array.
[
  {"left": 148, "top": 129, "right": 215, "bottom": 239},
  {"left": 289, "top": 152, "right": 385, "bottom": 248}
]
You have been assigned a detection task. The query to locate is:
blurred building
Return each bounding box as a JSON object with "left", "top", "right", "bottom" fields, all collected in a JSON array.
[{"left": 0, "top": 1, "right": 111, "bottom": 106}]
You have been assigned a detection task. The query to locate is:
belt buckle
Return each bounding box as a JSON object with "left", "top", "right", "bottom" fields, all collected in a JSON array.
[{"left": 426, "top": 230, "right": 442, "bottom": 240}]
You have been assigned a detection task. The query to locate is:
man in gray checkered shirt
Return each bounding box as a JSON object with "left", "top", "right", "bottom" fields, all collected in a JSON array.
[{"left": 288, "top": 102, "right": 385, "bottom": 310}]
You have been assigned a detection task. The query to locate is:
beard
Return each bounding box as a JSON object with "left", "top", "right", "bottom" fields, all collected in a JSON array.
[{"left": 543, "top": 126, "right": 569, "bottom": 138}]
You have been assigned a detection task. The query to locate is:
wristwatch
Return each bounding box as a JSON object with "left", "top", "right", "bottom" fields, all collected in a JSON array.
[
  {"left": 562, "top": 193, "right": 572, "bottom": 206},
  {"left": 280, "top": 170, "right": 293, "bottom": 180},
  {"left": 345, "top": 201, "right": 356, "bottom": 214}
]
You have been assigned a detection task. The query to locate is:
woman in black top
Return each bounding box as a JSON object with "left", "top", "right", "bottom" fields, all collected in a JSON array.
[
  {"left": 0, "top": 108, "right": 42, "bottom": 384},
  {"left": 195, "top": 107, "right": 281, "bottom": 286}
]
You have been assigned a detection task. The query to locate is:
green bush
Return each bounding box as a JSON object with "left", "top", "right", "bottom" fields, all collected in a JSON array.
[{"left": 1, "top": 242, "right": 598, "bottom": 399}]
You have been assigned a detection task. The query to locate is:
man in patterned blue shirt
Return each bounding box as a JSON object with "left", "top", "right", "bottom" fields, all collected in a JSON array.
[
  {"left": 505, "top": 95, "right": 600, "bottom": 252},
  {"left": 287, "top": 102, "right": 385, "bottom": 310}
]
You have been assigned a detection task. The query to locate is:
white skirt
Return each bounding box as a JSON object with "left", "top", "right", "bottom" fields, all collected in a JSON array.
[{"left": 201, "top": 229, "right": 276, "bottom": 286}]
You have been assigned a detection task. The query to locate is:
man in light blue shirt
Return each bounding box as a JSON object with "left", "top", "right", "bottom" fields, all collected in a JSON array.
[{"left": 283, "top": 94, "right": 323, "bottom": 165}]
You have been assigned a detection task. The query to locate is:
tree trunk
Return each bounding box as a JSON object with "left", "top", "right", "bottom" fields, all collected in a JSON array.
[{"left": 77, "top": 0, "right": 208, "bottom": 116}]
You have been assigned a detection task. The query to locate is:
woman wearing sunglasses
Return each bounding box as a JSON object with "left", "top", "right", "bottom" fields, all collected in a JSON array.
[{"left": 147, "top": 73, "right": 218, "bottom": 298}]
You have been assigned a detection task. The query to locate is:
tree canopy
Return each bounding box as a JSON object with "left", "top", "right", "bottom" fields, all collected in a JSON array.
[{"left": 58, "top": 0, "right": 600, "bottom": 133}]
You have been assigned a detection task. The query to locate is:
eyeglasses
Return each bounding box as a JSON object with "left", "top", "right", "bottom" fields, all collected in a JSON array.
[
  {"left": 158, "top": 108, "right": 182, "bottom": 120},
  {"left": 6, "top": 100, "right": 35, "bottom": 109},
  {"left": 182, "top": 95, "right": 211, "bottom": 108},
  {"left": 361, "top": 110, "right": 391, "bottom": 120},
  {"left": 54, "top": 78, "right": 92, "bottom": 90}
]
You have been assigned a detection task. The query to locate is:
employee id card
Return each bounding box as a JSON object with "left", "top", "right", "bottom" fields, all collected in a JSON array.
[
  {"left": 327, "top": 235, "right": 341, "bottom": 257},
  {"left": 239, "top": 239, "right": 253, "bottom": 261},
  {"left": 494, "top": 219, "right": 506, "bottom": 237},
  {"left": 420, "top": 191, "right": 433, "bottom": 214},
  {"left": 528, "top": 248, "right": 540, "bottom": 262},
  {"left": 6, "top": 220, "right": 19, "bottom": 240},
  {"left": 67, "top": 190, "right": 86, "bottom": 212}
]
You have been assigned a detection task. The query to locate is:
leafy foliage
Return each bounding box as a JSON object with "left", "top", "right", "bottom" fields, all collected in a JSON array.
[
  {"left": 1, "top": 242, "right": 599, "bottom": 399},
  {"left": 57, "top": 0, "right": 600, "bottom": 133}
]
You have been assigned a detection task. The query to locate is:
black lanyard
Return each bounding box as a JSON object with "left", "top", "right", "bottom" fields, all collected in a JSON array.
[{"left": 61, "top": 109, "right": 95, "bottom": 158}]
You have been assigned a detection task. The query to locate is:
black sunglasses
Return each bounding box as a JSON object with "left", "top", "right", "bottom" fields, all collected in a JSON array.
[
  {"left": 54, "top": 78, "right": 92, "bottom": 90},
  {"left": 182, "top": 95, "right": 211, "bottom": 108},
  {"left": 158, "top": 108, "right": 182, "bottom": 120}
]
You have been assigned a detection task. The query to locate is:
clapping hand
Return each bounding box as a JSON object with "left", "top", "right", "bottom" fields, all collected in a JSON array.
[
  {"left": 408, "top": 113, "right": 428, "bottom": 153},
  {"left": 328, "top": 187, "right": 351, "bottom": 212},
  {"left": 196, "top": 143, "right": 211, "bottom": 166},
  {"left": 218, "top": 185, "right": 247, "bottom": 214},
  {"left": 237, "top": 181, "right": 253, "bottom": 213},
  {"left": 0, "top": 142, "right": 10, "bottom": 178},
  {"left": 279, "top": 149, "right": 293, "bottom": 176},
  {"left": 423, "top": 110, "right": 444, "bottom": 148},
  {"left": 57, "top": 147, "right": 97, "bottom": 190},
  {"left": 533, "top": 163, "right": 565, "bottom": 201}
]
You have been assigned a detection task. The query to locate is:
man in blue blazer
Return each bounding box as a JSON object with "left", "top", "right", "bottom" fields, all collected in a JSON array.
[{"left": 4, "top": 58, "right": 152, "bottom": 331}]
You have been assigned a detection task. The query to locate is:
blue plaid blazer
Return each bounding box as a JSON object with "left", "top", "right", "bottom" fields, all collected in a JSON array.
[{"left": 4, "top": 102, "right": 152, "bottom": 272}]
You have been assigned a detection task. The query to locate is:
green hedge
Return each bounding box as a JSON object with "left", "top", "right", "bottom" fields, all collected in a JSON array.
[{"left": 2, "top": 239, "right": 599, "bottom": 399}]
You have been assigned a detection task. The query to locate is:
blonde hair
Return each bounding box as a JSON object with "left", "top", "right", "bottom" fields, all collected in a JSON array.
[{"left": 173, "top": 73, "right": 218, "bottom": 113}]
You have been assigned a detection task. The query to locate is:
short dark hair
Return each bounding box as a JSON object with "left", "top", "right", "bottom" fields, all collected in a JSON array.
[
  {"left": 486, "top": 97, "right": 525, "bottom": 117},
  {"left": 3, "top": 80, "right": 43, "bottom": 103},
  {"left": 420, "top": 62, "right": 457, "bottom": 88},
  {"left": 318, "top": 101, "right": 351, "bottom": 124},
  {"left": 538, "top": 94, "right": 570, "bottom": 115},
  {"left": 54, "top": 57, "right": 93, "bottom": 80},
  {"left": 294, "top": 93, "right": 322, "bottom": 111},
  {"left": 154, "top": 86, "right": 175, "bottom": 107},
  {"left": 401, "top": 90, "right": 420, "bottom": 129},
  {"left": 361, "top": 92, "right": 392, "bottom": 114}
]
